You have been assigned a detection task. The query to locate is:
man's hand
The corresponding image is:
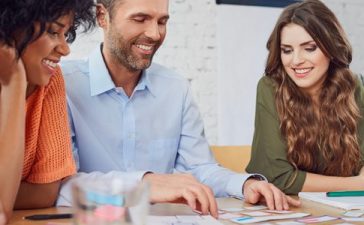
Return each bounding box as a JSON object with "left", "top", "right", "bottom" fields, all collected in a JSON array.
[
  {"left": 243, "top": 179, "right": 300, "bottom": 210},
  {"left": 143, "top": 173, "right": 218, "bottom": 218}
]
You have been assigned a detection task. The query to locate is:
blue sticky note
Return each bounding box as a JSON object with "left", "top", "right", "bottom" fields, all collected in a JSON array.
[{"left": 85, "top": 191, "right": 125, "bottom": 206}]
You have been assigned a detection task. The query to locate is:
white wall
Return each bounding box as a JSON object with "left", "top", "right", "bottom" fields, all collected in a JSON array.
[
  {"left": 323, "top": 0, "right": 364, "bottom": 74},
  {"left": 67, "top": 0, "right": 364, "bottom": 145},
  {"left": 217, "top": 5, "right": 283, "bottom": 145}
]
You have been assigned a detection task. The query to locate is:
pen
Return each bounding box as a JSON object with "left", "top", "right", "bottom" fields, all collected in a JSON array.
[
  {"left": 326, "top": 190, "right": 364, "bottom": 197},
  {"left": 24, "top": 213, "right": 73, "bottom": 220}
]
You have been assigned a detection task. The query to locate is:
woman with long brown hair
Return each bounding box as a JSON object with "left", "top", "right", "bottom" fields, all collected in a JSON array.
[{"left": 246, "top": 0, "right": 364, "bottom": 194}]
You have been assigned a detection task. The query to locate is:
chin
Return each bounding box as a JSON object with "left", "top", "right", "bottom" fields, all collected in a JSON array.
[
  {"left": 39, "top": 72, "right": 53, "bottom": 85},
  {"left": 41, "top": 78, "right": 52, "bottom": 86},
  {"left": 34, "top": 78, "right": 51, "bottom": 87}
]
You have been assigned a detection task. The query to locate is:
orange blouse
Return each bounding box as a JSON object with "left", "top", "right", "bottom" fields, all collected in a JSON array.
[{"left": 23, "top": 67, "right": 76, "bottom": 183}]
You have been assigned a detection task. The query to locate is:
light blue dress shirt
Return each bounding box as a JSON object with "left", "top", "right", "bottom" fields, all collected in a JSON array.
[{"left": 58, "top": 45, "right": 259, "bottom": 205}]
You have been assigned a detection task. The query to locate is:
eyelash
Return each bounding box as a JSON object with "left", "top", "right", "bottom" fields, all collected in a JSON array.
[
  {"left": 281, "top": 49, "right": 292, "bottom": 54},
  {"left": 305, "top": 45, "right": 317, "bottom": 52},
  {"left": 133, "top": 18, "right": 168, "bottom": 26},
  {"left": 281, "top": 45, "right": 317, "bottom": 54},
  {"left": 47, "top": 28, "right": 70, "bottom": 41},
  {"left": 47, "top": 28, "right": 60, "bottom": 37},
  {"left": 159, "top": 20, "right": 167, "bottom": 25},
  {"left": 133, "top": 18, "right": 145, "bottom": 23}
]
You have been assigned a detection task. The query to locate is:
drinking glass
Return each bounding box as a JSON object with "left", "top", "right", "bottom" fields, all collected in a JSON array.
[{"left": 72, "top": 177, "right": 150, "bottom": 225}]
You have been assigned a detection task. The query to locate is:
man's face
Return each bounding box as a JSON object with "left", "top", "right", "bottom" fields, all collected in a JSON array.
[{"left": 104, "top": 0, "right": 169, "bottom": 72}]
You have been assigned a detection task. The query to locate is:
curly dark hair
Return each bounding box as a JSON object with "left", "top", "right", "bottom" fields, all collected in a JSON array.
[{"left": 0, "top": 0, "right": 96, "bottom": 56}]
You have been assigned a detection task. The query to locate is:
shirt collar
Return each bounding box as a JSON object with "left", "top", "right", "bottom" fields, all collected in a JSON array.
[
  {"left": 89, "top": 44, "right": 155, "bottom": 97},
  {"left": 137, "top": 69, "right": 155, "bottom": 97},
  {"left": 89, "top": 44, "right": 116, "bottom": 96}
]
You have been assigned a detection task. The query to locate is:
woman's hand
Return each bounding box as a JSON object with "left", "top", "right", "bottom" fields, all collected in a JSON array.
[
  {"left": 0, "top": 43, "right": 26, "bottom": 87},
  {"left": 0, "top": 201, "right": 6, "bottom": 225}
]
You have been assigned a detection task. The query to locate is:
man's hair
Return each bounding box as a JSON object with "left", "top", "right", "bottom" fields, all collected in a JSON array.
[
  {"left": 96, "top": 0, "right": 123, "bottom": 19},
  {"left": 265, "top": 0, "right": 361, "bottom": 182},
  {"left": 0, "top": 0, "right": 96, "bottom": 56}
]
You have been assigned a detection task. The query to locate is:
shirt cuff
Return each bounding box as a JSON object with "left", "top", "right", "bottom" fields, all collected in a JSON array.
[
  {"left": 246, "top": 173, "right": 267, "bottom": 182},
  {"left": 284, "top": 170, "right": 306, "bottom": 195}
]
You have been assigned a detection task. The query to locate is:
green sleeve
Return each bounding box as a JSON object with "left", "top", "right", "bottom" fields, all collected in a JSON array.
[{"left": 246, "top": 77, "right": 306, "bottom": 194}]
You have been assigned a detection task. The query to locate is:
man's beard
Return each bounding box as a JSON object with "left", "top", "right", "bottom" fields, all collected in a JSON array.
[{"left": 107, "top": 29, "right": 158, "bottom": 72}]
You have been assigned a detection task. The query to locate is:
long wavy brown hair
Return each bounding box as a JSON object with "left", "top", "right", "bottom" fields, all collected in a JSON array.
[{"left": 265, "top": 0, "right": 361, "bottom": 176}]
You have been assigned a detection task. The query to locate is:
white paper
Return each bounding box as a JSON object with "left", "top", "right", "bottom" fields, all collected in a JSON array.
[
  {"left": 146, "top": 215, "right": 223, "bottom": 225},
  {"left": 343, "top": 211, "right": 364, "bottom": 217},
  {"left": 220, "top": 207, "right": 245, "bottom": 212},
  {"left": 175, "top": 216, "right": 203, "bottom": 222},
  {"left": 276, "top": 222, "right": 305, "bottom": 225},
  {"left": 265, "top": 210, "right": 293, "bottom": 214},
  {"left": 219, "top": 213, "right": 242, "bottom": 220},
  {"left": 296, "top": 215, "right": 338, "bottom": 223},
  {"left": 244, "top": 205, "right": 268, "bottom": 210},
  {"left": 341, "top": 217, "right": 364, "bottom": 222},
  {"left": 242, "top": 211, "right": 272, "bottom": 217},
  {"left": 230, "top": 213, "right": 310, "bottom": 224},
  {"left": 299, "top": 192, "right": 364, "bottom": 210}
]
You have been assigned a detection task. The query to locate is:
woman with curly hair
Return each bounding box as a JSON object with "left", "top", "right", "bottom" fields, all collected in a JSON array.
[
  {"left": 246, "top": 0, "right": 364, "bottom": 194},
  {"left": 0, "top": 0, "right": 95, "bottom": 220}
]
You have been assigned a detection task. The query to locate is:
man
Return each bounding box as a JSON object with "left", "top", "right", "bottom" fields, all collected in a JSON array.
[{"left": 57, "top": 0, "right": 299, "bottom": 216}]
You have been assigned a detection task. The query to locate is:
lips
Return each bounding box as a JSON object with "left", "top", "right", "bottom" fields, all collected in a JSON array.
[
  {"left": 42, "top": 59, "right": 58, "bottom": 75},
  {"left": 292, "top": 67, "right": 313, "bottom": 78},
  {"left": 134, "top": 43, "right": 155, "bottom": 55},
  {"left": 135, "top": 44, "right": 153, "bottom": 51}
]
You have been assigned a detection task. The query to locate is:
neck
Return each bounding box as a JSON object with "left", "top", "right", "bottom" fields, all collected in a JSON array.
[
  {"left": 101, "top": 45, "right": 141, "bottom": 97},
  {"left": 26, "top": 84, "right": 37, "bottom": 98}
]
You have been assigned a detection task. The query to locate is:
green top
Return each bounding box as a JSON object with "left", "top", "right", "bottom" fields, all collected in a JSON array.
[{"left": 246, "top": 76, "right": 364, "bottom": 194}]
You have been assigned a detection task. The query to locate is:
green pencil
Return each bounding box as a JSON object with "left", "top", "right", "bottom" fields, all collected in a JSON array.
[{"left": 326, "top": 190, "right": 364, "bottom": 197}]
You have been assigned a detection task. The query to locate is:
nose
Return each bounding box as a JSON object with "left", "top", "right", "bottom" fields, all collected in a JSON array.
[
  {"left": 55, "top": 37, "right": 71, "bottom": 56},
  {"left": 145, "top": 22, "right": 161, "bottom": 41},
  {"left": 292, "top": 51, "right": 304, "bottom": 66}
]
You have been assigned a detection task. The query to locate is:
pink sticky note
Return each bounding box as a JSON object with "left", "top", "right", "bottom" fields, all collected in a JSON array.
[
  {"left": 46, "top": 223, "right": 72, "bottom": 225},
  {"left": 94, "top": 205, "right": 126, "bottom": 222}
]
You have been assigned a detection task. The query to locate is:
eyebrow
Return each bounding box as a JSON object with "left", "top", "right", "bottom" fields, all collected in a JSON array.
[
  {"left": 53, "top": 21, "right": 66, "bottom": 28},
  {"left": 281, "top": 40, "right": 315, "bottom": 47},
  {"left": 130, "top": 12, "right": 170, "bottom": 20}
]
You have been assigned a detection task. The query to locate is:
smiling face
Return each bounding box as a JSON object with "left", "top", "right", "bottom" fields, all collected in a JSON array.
[
  {"left": 21, "top": 13, "right": 73, "bottom": 87},
  {"left": 280, "top": 23, "right": 330, "bottom": 97},
  {"left": 100, "top": 0, "right": 169, "bottom": 72}
]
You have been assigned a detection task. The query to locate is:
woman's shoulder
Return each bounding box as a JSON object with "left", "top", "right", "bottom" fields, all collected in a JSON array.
[
  {"left": 354, "top": 74, "right": 364, "bottom": 108},
  {"left": 257, "top": 76, "right": 276, "bottom": 102},
  {"left": 258, "top": 76, "right": 275, "bottom": 88}
]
